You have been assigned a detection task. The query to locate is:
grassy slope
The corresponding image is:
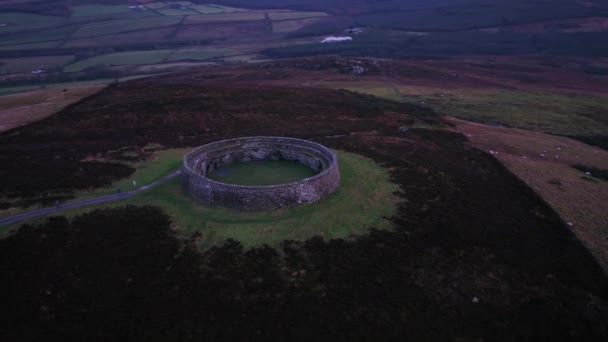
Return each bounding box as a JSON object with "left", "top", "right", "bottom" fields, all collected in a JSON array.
[
  {"left": 2, "top": 150, "right": 399, "bottom": 250},
  {"left": 316, "top": 81, "right": 608, "bottom": 137},
  {"left": 70, "top": 5, "right": 132, "bottom": 17},
  {"left": 166, "top": 48, "right": 235, "bottom": 61}
]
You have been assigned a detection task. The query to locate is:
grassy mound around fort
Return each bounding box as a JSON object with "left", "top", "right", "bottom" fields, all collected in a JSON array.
[{"left": 3, "top": 150, "right": 400, "bottom": 250}]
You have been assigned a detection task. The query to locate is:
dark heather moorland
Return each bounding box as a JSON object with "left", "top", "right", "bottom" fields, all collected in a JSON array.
[
  {"left": 1, "top": 71, "right": 607, "bottom": 340},
  {"left": 1, "top": 0, "right": 608, "bottom": 341}
]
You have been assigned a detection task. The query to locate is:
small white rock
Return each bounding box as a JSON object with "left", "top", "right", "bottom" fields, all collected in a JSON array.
[{"left": 472, "top": 297, "right": 480, "bottom": 303}]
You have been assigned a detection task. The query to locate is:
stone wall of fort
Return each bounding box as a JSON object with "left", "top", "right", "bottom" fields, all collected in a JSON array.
[{"left": 181, "top": 136, "right": 340, "bottom": 211}]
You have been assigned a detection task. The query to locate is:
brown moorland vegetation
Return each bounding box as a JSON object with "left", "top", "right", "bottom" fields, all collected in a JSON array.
[
  {"left": 0, "top": 84, "right": 106, "bottom": 132},
  {"left": 1, "top": 127, "right": 607, "bottom": 339},
  {"left": 451, "top": 117, "right": 608, "bottom": 273},
  {"left": 1, "top": 59, "right": 607, "bottom": 339}
]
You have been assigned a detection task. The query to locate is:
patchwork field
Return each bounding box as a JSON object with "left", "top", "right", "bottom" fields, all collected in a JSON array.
[{"left": 0, "top": 2, "right": 332, "bottom": 93}]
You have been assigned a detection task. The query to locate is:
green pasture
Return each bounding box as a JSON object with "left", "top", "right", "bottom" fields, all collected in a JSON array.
[
  {"left": 145, "top": 2, "right": 166, "bottom": 9},
  {"left": 0, "top": 55, "right": 74, "bottom": 73},
  {"left": 72, "top": 16, "right": 181, "bottom": 38},
  {"left": 70, "top": 5, "right": 132, "bottom": 17},
  {"left": 63, "top": 50, "right": 172, "bottom": 72},
  {"left": 63, "top": 28, "right": 174, "bottom": 48},
  {"left": 167, "top": 48, "right": 235, "bottom": 61},
  {"left": 0, "top": 40, "right": 60, "bottom": 51},
  {"left": 0, "top": 12, "right": 64, "bottom": 24},
  {"left": 192, "top": 4, "right": 242, "bottom": 14},
  {"left": 0, "top": 74, "right": 161, "bottom": 97},
  {"left": 0, "top": 26, "right": 74, "bottom": 46},
  {"left": 273, "top": 18, "right": 322, "bottom": 34},
  {"left": 268, "top": 11, "right": 327, "bottom": 21},
  {"left": 0, "top": 13, "right": 67, "bottom": 34},
  {"left": 2, "top": 151, "right": 400, "bottom": 250},
  {"left": 157, "top": 8, "right": 199, "bottom": 16},
  {"left": 186, "top": 12, "right": 264, "bottom": 23}
]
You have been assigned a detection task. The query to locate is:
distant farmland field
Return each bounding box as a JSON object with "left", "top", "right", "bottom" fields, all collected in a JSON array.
[
  {"left": 157, "top": 8, "right": 199, "bottom": 16},
  {"left": 64, "top": 50, "right": 173, "bottom": 72},
  {"left": 175, "top": 21, "right": 267, "bottom": 40},
  {"left": 273, "top": 18, "right": 323, "bottom": 33},
  {"left": 0, "top": 55, "right": 74, "bottom": 73},
  {"left": 191, "top": 4, "right": 243, "bottom": 14},
  {"left": 185, "top": 12, "right": 265, "bottom": 24},
  {"left": 63, "top": 28, "right": 174, "bottom": 48},
  {"left": 0, "top": 12, "right": 67, "bottom": 34},
  {"left": 70, "top": 5, "right": 132, "bottom": 17},
  {"left": 0, "top": 3, "right": 330, "bottom": 89},
  {"left": 0, "top": 40, "right": 60, "bottom": 51},
  {"left": 0, "top": 26, "right": 74, "bottom": 46},
  {"left": 268, "top": 11, "right": 327, "bottom": 21},
  {"left": 0, "top": 12, "right": 64, "bottom": 24},
  {"left": 167, "top": 48, "right": 235, "bottom": 61},
  {"left": 72, "top": 16, "right": 182, "bottom": 38}
]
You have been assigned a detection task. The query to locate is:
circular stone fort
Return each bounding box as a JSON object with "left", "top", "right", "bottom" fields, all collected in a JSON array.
[{"left": 181, "top": 136, "right": 340, "bottom": 211}]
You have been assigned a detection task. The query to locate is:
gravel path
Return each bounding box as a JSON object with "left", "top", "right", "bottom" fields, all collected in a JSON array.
[{"left": 0, "top": 170, "right": 181, "bottom": 227}]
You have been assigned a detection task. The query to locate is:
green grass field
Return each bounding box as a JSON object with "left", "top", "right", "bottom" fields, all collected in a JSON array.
[
  {"left": 268, "top": 11, "right": 327, "bottom": 21},
  {"left": 63, "top": 50, "right": 172, "bottom": 72},
  {"left": 72, "top": 16, "right": 181, "bottom": 38},
  {"left": 157, "top": 8, "right": 199, "bottom": 16},
  {"left": 208, "top": 160, "right": 317, "bottom": 185},
  {"left": 185, "top": 12, "right": 265, "bottom": 23},
  {"left": 191, "top": 4, "right": 243, "bottom": 14},
  {"left": 63, "top": 28, "right": 174, "bottom": 48},
  {"left": 0, "top": 74, "right": 161, "bottom": 97},
  {"left": 167, "top": 48, "right": 235, "bottom": 61},
  {"left": 272, "top": 18, "right": 322, "bottom": 33},
  {"left": 0, "top": 55, "right": 74, "bottom": 73},
  {"left": 0, "top": 26, "right": 74, "bottom": 46},
  {"left": 2, "top": 151, "right": 400, "bottom": 250},
  {"left": 0, "top": 12, "right": 65, "bottom": 24},
  {"left": 0, "top": 13, "right": 67, "bottom": 34},
  {"left": 0, "top": 40, "right": 61, "bottom": 51},
  {"left": 71, "top": 5, "right": 132, "bottom": 17}
]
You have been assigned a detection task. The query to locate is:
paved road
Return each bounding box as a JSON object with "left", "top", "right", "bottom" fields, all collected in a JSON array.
[{"left": 0, "top": 170, "right": 181, "bottom": 227}]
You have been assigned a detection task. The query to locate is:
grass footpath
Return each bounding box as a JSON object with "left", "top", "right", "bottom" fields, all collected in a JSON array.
[{"left": 2, "top": 150, "right": 400, "bottom": 250}]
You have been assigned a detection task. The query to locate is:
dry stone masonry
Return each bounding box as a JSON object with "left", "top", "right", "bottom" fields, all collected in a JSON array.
[{"left": 181, "top": 136, "right": 340, "bottom": 211}]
